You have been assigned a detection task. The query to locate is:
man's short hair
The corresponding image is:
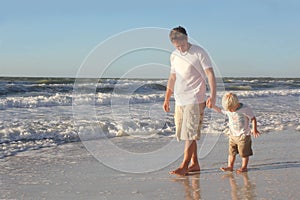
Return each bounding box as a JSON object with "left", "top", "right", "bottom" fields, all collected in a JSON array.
[{"left": 169, "top": 26, "right": 188, "bottom": 42}]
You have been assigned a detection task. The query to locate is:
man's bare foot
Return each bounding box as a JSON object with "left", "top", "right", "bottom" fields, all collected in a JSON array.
[
  {"left": 220, "top": 167, "right": 233, "bottom": 172},
  {"left": 236, "top": 168, "right": 248, "bottom": 173},
  {"left": 188, "top": 165, "right": 200, "bottom": 173},
  {"left": 169, "top": 167, "right": 188, "bottom": 176}
]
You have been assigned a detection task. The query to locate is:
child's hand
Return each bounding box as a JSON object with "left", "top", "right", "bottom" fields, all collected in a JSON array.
[
  {"left": 252, "top": 129, "right": 260, "bottom": 138},
  {"left": 251, "top": 117, "right": 259, "bottom": 138}
]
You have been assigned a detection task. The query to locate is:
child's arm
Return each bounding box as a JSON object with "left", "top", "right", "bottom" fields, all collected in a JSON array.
[
  {"left": 212, "top": 105, "right": 222, "bottom": 113},
  {"left": 251, "top": 117, "right": 260, "bottom": 138},
  {"left": 211, "top": 104, "right": 222, "bottom": 114}
]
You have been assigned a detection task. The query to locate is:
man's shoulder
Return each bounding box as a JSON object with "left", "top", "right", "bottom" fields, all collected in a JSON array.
[{"left": 191, "top": 44, "right": 205, "bottom": 52}]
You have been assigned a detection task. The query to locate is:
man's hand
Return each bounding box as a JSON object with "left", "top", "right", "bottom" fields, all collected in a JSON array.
[
  {"left": 163, "top": 100, "right": 170, "bottom": 112},
  {"left": 206, "top": 96, "right": 216, "bottom": 108},
  {"left": 204, "top": 68, "right": 216, "bottom": 109}
]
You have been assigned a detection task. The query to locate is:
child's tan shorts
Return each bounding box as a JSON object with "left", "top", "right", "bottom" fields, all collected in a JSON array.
[
  {"left": 174, "top": 103, "right": 205, "bottom": 141},
  {"left": 229, "top": 135, "right": 253, "bottom": 157}
]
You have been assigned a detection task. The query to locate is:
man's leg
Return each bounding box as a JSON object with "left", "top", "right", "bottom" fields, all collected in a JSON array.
[
  {"left": 188, "top": 103, "right": 205, "bottom": 172},
  {"left": 188, "top": 140, "right": 200, "bottom": 172},
  {"left": 170, "top": 140, "right": 195, "bottom": 175}
]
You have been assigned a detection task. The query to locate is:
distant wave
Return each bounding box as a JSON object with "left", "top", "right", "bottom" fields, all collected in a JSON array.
[
  {"left": 231, "top": 89, "right": 300, "bottom": 98},
  {"left": 1, "top": 77, "right": 299, "bottom": 96},
  {"left": 0, "top": 89, "right": 299, "bottom": 110},
  {"left": 0, "top": 77, "right": 299, "bottom": 110},
  {"left": 225, "top": 85, "right": 252, "bottom": 91},
  {"left": 0, "top": 83, "right": 74, "bottom": 96},
  {"left": 223, "top": 77, "right": 300, "bottom": 90}
]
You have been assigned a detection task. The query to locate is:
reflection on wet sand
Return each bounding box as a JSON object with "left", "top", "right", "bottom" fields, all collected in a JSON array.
[
  {"left": 222, "top": 172, "right": 256, "bottom": 200},
  {"left": 171, "top": 173, "right": 201, "bottom": 200},
  {"left": 170, "top": 172, "right": 256, "bottom": 200}
]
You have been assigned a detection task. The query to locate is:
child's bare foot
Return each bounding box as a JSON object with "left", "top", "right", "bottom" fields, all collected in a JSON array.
[
  {"left": 188, "top": 165, "right": 200, "bottom": 173},
  {"left": 169, "top": 167, "right": 188, "bottom": 176},
  {"left": 236, "top": 168, "right": 248, "bottom": 173},
  {"left": 220, "top": 167, "right": 233, "bottom": 172}
]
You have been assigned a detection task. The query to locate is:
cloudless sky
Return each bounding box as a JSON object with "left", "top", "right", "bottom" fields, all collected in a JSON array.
[{"left": 1, "top": 0, "right": 299, "bottom": 78}]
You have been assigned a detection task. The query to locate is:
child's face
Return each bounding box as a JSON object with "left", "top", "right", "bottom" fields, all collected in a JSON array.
[
  {"left": 228, "top": 108, "right": 236, "bottom": 112},
  {"left": 228, "top": 103, "right": 240, "bottom": 112}
]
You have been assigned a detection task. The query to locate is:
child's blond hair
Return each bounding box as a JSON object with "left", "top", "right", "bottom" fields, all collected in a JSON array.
[{"left": 222, "top": 92, "right": 240, "bottom": 111}]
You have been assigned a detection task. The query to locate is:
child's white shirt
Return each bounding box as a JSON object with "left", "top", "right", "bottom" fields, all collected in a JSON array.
[{"left": 222, "top": 103, "right": 255, "bottom": 136}]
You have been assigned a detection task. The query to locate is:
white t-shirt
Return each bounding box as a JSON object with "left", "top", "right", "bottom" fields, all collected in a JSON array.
[
  {"left": 170, "top": 44, "right": 213, "bottom": 106},
  {"left": 222, "top": 104, "right": 255, "bottom": 136}
]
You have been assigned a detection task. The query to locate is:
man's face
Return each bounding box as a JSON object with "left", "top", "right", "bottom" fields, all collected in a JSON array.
[{"left": 172, "top": 39, "right": 189, "bottom": 53}]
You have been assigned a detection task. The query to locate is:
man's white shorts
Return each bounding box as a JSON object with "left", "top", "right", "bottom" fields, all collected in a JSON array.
[{"left": 174, "top": 103, "right": 205, "bottom": 141}]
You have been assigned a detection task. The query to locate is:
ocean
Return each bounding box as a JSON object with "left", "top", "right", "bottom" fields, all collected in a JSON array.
[{"left": 0, "top": 77, "right": 299, "bottom": 159}]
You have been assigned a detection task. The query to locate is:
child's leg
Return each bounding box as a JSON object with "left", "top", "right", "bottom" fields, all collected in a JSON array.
[
  {"left": 237, "top": 135, "right": 252, "bottom": 173},
  {"left": 237, "top": 157, "right": 249, "bottom": 173},
  {"left": 241, "top": 156, "right": 249, "bottom": 169},
  {"left": 221, "top": 136, "right": 237, "bottom": 172},
  {"left": 228, "top": 155, "right": 236, "bottom": 169},
  {"left": 220, "top": 155, "right": 235, "bottom": 172}
]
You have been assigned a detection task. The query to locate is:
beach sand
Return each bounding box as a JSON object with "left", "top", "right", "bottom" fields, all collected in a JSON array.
[{"left": 1, "top": 130, "right": 299, "bottom": 200}]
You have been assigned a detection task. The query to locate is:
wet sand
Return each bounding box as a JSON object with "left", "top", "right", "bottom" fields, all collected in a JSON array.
[{"left": 1, "top": 130, "right": 299, "bottom": 199}]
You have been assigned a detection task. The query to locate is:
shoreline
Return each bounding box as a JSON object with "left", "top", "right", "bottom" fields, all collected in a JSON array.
[{"left": 1, "top": 130, "right": 299, "bottom": 199}]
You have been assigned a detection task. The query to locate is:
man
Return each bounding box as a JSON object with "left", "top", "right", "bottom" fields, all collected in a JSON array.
[{"left": 163, "top": 26, "right": 216, "bottom": 176}]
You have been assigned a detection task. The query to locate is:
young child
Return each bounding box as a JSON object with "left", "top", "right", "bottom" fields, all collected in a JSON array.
[{"left": 212, "top": 92, "right": 260, "bottom": 173}]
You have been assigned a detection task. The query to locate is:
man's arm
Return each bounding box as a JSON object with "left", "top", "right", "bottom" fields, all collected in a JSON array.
[
  {"left": 205, "top": 68, "right": 216, "bottom": 108},
  {"left": 163, "top": 73, "right": 176, "bottom": 112}
]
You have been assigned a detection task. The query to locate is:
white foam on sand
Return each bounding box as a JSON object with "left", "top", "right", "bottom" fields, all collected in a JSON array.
[{"left": 0, "top": 130, "right": 299, "bottom": 199}]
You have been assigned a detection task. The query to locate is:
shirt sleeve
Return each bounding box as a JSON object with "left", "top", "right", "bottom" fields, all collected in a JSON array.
[
  {"left": 243, "top": 106, "right": 255, "bottom": 119},
  {"left": 199, "top": 48, "right": 213, "bottom": 70},
  {"left": 221, "top": 109, "right": 227, "bottom": 115},
  {"left": 170, "top": 53, "right": 176, "bottom": 74}
]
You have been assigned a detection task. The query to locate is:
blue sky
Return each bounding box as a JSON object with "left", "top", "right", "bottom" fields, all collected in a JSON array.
[{"left": 1, "top": 0, "right": 299, "bottom": 78}]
